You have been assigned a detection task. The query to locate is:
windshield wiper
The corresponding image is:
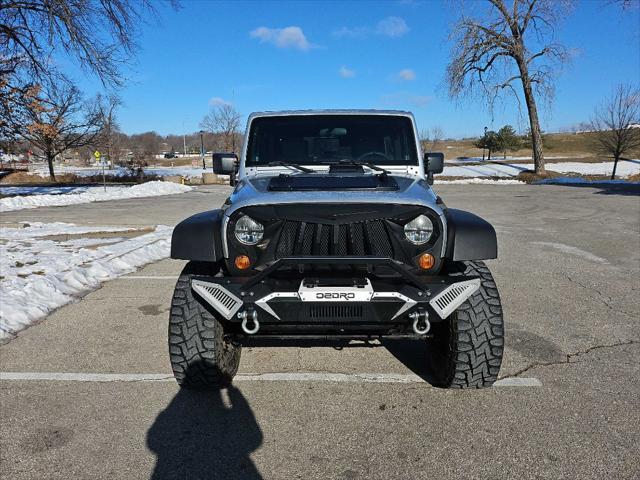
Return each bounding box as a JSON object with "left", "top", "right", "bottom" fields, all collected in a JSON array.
[
  {"left": 355, "top": 162, "right": 389, "bottom": 175},
  {"left": 328, "top": 159, "right": 390, "bottom": 175},
  {"left": 267, "top": 161, "right": 315, "bottom": 173}
]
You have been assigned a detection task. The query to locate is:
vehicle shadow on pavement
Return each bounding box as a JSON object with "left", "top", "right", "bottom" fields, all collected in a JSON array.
[
  {"left": 244, "top": 337, "right": 439, "bottom": 386},
  {"left": 382, "top": 339, "right": 438, "bottom": 385},
  {"left": 565, "top": 183, "right": 640, "bottom": 196},
  {"left": 146, "top": 379, "right": 263, "bottom": 479}
]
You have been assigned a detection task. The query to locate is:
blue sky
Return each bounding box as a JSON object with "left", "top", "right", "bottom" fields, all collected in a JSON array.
[{"left": 67, "top": 0, "right": 640, "bottom": 138}]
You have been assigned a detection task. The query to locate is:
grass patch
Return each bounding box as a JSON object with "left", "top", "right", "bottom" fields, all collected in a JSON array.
[
  {"left": 0, "top": 171, "right": 163, "bottom": 186},
  {"left": 439, "top": 131, "right": 640, "bottom": 161},
  {"left": 516, "top": 170, "right": 564, "bottom": 184}
]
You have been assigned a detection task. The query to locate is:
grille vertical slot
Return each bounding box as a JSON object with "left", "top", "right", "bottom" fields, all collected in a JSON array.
[
  {"left": 276, "top": 219, "right": 392, "bottom": 258},
  {"left": 309, "top": 305, "right": 363, "bottom": 320}
]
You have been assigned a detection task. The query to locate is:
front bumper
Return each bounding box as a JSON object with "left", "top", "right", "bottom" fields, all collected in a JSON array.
[{"left": 191, "top": 257, "right": 480, "bottom": 339}]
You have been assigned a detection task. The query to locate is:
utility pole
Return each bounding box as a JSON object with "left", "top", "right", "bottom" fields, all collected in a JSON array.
[
  {"left": 482, "top": 126, "right": 488, "bottom": 162},
  {"left": 200, "top": 130, "right": 205, "bottom": 169},
  {"left": 182, "top": 119, "right": 187, "bottom": 157}
]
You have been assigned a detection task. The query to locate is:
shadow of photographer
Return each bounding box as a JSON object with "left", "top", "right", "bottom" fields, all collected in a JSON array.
[{"left": 147, "top": 376, "right": 263, "bottom": 480}]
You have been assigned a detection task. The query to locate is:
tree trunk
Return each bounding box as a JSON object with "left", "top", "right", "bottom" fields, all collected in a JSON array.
[
  {"left": 517, "top": 58, "right": 545, "bottom": 174},
  {"left": 488, "top": 148, "right": 492, "bottom": 161},
  {"left": 611, "top": 156, "right": 619, "bottom": 180},
  {"left": 47, "top": 152, "right": 56, "bottom": 182}
]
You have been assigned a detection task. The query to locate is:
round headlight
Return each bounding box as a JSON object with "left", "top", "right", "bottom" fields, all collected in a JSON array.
[
  {"left": 234, "top": 216, "right": 264, "bottom": 245},
  {"left": 404, "top": 215, "right": 434, "bottom": 244}
]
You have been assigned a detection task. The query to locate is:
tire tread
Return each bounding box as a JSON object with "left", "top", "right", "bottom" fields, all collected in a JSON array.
[
  {"left": 168, "top": 262, "right": 241, "bottom": 389},
  {"left": 429, "top": 260, "right": 504, "bottom": 388}
]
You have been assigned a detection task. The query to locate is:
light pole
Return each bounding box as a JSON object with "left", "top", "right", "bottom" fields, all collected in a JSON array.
[
  {"left": 199, "top": 130, "right": 205, "bottom": 169},
  {"left": 482, "top": 126, "right": 488, "bottom": 161},
  {"left": 181, "top": 119, "right": 188, "bottom": 158}
]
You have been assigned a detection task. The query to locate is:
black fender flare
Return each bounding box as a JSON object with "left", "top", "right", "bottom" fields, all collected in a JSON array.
[
  {"left": 170, "top": 209, "right": 224, "bottom": 262},
  {"left": 444, "top": 208, "right": 497, "bottom": 261}
]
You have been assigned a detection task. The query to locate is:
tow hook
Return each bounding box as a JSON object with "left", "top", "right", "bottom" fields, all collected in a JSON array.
[
  {"left": 410, "top": 309, "right": 430, "bottom": 335},
  {"left": 238, "top": 309, "right": 260, "bottom": 335}
]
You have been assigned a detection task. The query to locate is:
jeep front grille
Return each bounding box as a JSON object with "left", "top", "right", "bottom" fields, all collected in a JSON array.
[{"left": 275, "top": 220, "right": 394, "bottom": 258}]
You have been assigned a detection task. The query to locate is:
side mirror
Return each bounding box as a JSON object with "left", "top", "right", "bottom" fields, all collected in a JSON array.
[
  {"left": 212, "top": 153, "right": 238, "bottom": 175},
  {"left": 425, "top": 152, "right": 444, "bottom": 185}
]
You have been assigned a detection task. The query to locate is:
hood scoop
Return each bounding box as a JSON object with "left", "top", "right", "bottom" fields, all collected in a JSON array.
[{"left": 268, "top": 173, "right": 399, "bottom": 192}]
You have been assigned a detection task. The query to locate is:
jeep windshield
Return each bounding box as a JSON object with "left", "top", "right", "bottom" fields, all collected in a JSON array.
[{"left": 246, "top": 115, "right": 419, "bottom": 167}]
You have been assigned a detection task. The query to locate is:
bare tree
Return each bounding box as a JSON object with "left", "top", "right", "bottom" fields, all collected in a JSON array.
[
  {"left": 590, "top": 84, "right": 640, "bottom": 179},
  {"left": 447, "top": 0, "right": 572, "bottom": 174},
  {"left": 419, "top": 126, "right": 445, "bottom": 153},
  {"left": 200, "top": 104, "right": 242, "bottom": 152},
  {"left": 13, "top": 80, "right": 102, "bottom": 181},
  {"left": 0, "top": 77, "right": 41, "bottom": 147},
  {"left": 607, "top": 0, "right": 639, "bottom": 10},
  {"left": 96, "top": 94, "right": 122, "bottom": 168},
  {"left": 0, "top": 0, "right": 172, "bottom": 87},
  {"left": 130, "top": 131, "right": 163, "bottom": 160},
  {"left": 0, "top": 0, "right": 177, "bottom": 146}
]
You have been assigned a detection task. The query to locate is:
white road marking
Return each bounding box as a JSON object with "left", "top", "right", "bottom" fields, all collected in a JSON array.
[
  {"left": 530, "top": 241, "right": 608, "bottom": 264},
  {"left": 0, "top": 371, "right": 541, "bottom": 386},
  {"left": 0, "top": 372, "right": 174, "bottom": 382},
  {"left": 122, "top": 275, "right": 177, "bottom": 280}
]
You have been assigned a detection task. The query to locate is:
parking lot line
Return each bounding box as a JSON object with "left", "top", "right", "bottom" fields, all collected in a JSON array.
[
  {"left": 0, "top": 371, "right": 541, "bottom": 386},
  {"left": 122, "top": 275, "right": 177, "bottom": 279}
]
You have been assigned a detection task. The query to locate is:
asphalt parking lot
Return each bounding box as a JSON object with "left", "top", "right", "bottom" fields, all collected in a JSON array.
[{"left": 1, "top": 183, "right": 639, "bottom": 479}]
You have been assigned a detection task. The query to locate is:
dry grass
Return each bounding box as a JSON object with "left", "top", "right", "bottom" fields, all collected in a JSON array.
[
  {"left": 0, "top": 172, "right": 79, "bottom": 184},
  {"left": 151, "top": 156, "right": 202, "bottom": 167},
  {"left": 436, "top": 131, "right": 640, "bottom": 161},
  {"left": 0, "top": 171, "right": 161, "bottom": 185},
  {"left": 627, "top": 173, "right": 640, "bottom": 182},
  {"left": 516, "top": 169, "right": 637, "bottom": 184},
  {"left": 516, "top": 170, "right": 564, "bottom": 184}
]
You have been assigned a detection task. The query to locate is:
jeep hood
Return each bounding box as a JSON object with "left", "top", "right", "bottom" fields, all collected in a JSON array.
[{"left": 224, "top": 173, "right": 440, "bottom": 217}]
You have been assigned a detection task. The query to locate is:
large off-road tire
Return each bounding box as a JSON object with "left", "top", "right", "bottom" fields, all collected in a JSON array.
[
  {"left": 427, "top": 260, "right": 504, "bottom": 388},
  {"left": 168, "top": 262, "right": 241, "bottom": 389}
]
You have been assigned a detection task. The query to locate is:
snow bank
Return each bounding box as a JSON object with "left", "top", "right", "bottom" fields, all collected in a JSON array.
[
  {"left": 0, "top": 180, "right": 192, "bottom": 212},
  {"left": 0, "top": 222, "right": 173, "bottom": 344}
]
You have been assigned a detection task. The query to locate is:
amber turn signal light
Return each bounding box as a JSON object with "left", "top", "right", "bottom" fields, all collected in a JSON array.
[
  {"left": 235, "top": 255, "right": 251, "bottom": 270},
  {"left": 418, "top": 253, "right": 435, "bottom": 270}
]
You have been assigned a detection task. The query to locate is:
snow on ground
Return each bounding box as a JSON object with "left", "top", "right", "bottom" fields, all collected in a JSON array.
[
  {"left": 9, "top": 160, "right": 638, "bottom": 186},
  {"left": 22, "top": 160, "right": 639, "bottom": 180},
  {"left": 0, "top": 180, "right": 192, "bottom": 212},
  {"left": 448, "top": 155, "right": 571, "bottom": 163},
  {"left": 0, "top": 185, "right": 94, "bottom": 196},
  {"left": 27, "top": 164, "right": 212, "bottom": 179},
  {"left": 436, "top": 178, "right": 524, "bottom": 185},
  {"left": 440, "top": 160, "right": 640, "bottom": 178},
  {"left": 0, "top": 222, "right": 173, "bottom": 344}
]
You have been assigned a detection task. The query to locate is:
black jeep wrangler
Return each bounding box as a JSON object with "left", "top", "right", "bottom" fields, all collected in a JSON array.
[{"left": 169, "top": 110, "right": 504, "bottom": 389}]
